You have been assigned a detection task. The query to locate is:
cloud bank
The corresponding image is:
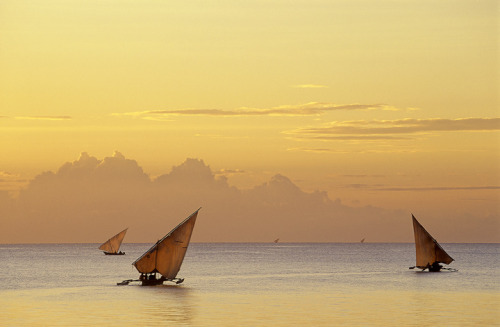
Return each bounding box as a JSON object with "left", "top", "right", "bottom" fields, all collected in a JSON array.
[{"left": 0, "top": 152, "right": 497, "bottom": 243}]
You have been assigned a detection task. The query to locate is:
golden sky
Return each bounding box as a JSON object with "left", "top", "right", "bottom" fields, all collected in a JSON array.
[{"left": 0, "top": 1, "right": 498, "bottom": 242}]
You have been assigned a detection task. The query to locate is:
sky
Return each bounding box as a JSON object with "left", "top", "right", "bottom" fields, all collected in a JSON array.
[{"left": 0, "top": 0, "right": 498, "bottom": 243}]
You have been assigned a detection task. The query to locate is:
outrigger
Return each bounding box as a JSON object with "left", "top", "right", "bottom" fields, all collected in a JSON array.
[{"left": 118, "top": 208, "right": 200, "bottom": 286}]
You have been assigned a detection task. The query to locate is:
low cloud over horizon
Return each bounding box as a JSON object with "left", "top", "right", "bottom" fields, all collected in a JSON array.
[
  {"left": 1, "top": 152, "right": 498, "bottom": 244},
  {"left": 287, "top": 118, "right": 500, "bottom": 141},
  {"left": 113, "top": 102, "right": 397, "bottom": 119}
]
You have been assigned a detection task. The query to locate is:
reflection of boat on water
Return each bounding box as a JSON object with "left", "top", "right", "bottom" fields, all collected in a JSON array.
[
  {"left": 99, "top": 228, "right": 128, "bottom": 255},
  {"left": 118, "top": 208, "right": 200, "bottom": 286},
  {"left": 410, "top": 214, "right": 455, "bottom": 272}
]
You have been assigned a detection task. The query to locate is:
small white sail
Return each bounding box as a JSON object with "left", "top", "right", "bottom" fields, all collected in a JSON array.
[
  {"left": 412, "top": 214, "right": 453, "bottom": 268},
  {"left": 99, "top": 228, "right": 128, "bottom": 254},
  {"left": 133, "top": 208, "right": 200, "bottom": 279}
]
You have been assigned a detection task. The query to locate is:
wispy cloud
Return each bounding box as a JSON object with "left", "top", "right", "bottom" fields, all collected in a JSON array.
[
  {"left": 378, "top": 186, "right": 500, "bottom": 191},
  {"left": 286, "top": 147, "right": 339, "bottom": 153},
  {"left": 113, "top": 102, "right": 397, "bottom": 119},
  {"left": 343, "top": 174, "right": 386, "bottom": 178},
  {"left": 287, "top": 147, "right": 419, "bottom": 154},
  {"left": 0, "top": 171, "right": 20, "bottom": 178},
  {"left": 214, "top": 168, "right": 246, "bottom": 175},
  {"left": 339, "top": 183, "right": 500, "bottom": 191},
  {"left": 292, "top": 84, "right": 329, "bottom": 89},
  {"left": 287, "top": 117, "right": 500, "bottom": 140},
  {"left": 194, "top": 133, "right": 248, "bottom": 139},
  {"left": 15, "top": 116, "right": 72, "bottom": 121}
]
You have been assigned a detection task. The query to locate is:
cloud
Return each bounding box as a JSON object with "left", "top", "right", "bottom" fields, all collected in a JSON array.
[
  {"left": 15, "top": 116, "right": 72, "bottom": 120},
  {"left": 342, "top": 174, "right": 386, "bottom": 178},
  {"left": 293, "top": 135, "right": 412, "bottom": 141},
  {"left": 214, "top": 168, "right": 246, "bottom": 175},
  {"left": 112, "top": 102, "right": 397, "bottom": 119},
  {"left": 378, "top": 186, "right": 500, "bottom": 191},
  {"left": 0, "top": 171, "right": 20, "bottom": 178},
  {"left": 338, "top": 183, "right": 499, "bottom": 191},
  {"left": 288, "top": 118, "right": 500, "bottom": 139},
  {"left": 0, "top": 153, "right": 498, "bottom": 243},
  {"left": 0, "top": 172, "right": 27, "bottom": 192},
  {"left": 286, "top": 147, "right": 340, "bottom": 153},
  {"left": 286, "top": 146, "right": 418, "bottom": 154}
]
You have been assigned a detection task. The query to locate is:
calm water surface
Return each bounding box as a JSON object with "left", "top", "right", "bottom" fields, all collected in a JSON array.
[{"left": 0, "top": 243, "right": 498, "bottom": 326}]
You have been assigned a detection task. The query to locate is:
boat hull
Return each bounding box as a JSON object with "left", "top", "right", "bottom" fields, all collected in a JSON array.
[
  {"left": 104, "top": 251, "right": 125, "bottom": 255},
  {"left": 139, "top": 276, "right": 184, "bottom": 286},
  {"left": 141, "top": 279, "right": 166, "bottom": 286}
]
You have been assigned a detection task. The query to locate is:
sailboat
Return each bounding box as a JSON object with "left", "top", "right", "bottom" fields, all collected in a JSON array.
[
  {"left": 118, "top": 208, "right": 200, "bottom": 286},
  {"left": 410, "top": 214, "right": 454, "bottom": 272},
  {"left": 274, "top": 238, "right": 279, "bottom": 243},
  {"left": 99, "top": 228, "right": 128, "bottom": 255},
  {"left": 360, "top": 238, "right": 365, "bottom": 243}
]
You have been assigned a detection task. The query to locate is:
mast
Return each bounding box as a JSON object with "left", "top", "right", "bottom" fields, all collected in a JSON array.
[
  {"left": 133, "top": 208, "right": 201, "bottom": 279},
  {"left": 412, "top": 214, "right": 453, "bottom": 268}
]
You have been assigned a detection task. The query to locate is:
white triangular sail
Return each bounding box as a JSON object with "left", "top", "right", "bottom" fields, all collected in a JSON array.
[
  {"left": 133, "top": 208, "right": 200, "bottom": 279},
  {"left": 99, "top": 228, "right": 128, "bottom": 253},
  {"left": 412, "top": 214, "right": 453, "bottom": 268}
]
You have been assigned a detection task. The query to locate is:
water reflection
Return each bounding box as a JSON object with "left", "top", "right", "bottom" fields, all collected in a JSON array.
[{"left": 138, "top": 285, "right": 195, "bottom": 325}]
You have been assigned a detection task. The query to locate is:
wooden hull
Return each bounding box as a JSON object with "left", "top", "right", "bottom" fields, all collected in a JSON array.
[
  {"left": 139, "top": 276, "right": 184, "bottom": 286},
  {"left": 117, "top": 277, "right": 184, "bottom": 286},
  {"left": 141, "top": 278, "right": 166, "bottom": 286},
  {"left": 104, "top": 251, "right": 125, "bottom": 255}
]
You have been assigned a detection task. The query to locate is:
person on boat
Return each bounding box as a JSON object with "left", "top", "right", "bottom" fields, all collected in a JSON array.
[{"left": 428, "top": 262, "right": 442, "bottom": 272}]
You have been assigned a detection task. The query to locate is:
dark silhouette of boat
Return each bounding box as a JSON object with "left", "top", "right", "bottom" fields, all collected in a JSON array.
[
  {"left": 410, "top": 214, "right": 454, "bottom": 272},
  {"left": 118, "top": 208, "right": 200, "bottom": 286},
  {"left": 99, "top": 228, "right": 128, "bottom": 255}
]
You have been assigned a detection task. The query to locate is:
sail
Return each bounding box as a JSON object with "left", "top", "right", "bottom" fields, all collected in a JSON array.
[
  {"left": 99, "top": 228, "right": 128, "bottom": 253},
  {"left": 133, "top": 208, "right": 200, "bottom": 279},
  {"left": 412, "top": 215, "right": 453, "bottom": 268}
]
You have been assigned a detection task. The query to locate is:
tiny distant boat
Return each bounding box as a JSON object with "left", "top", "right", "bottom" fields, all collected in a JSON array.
[
  {"left": 274, "top": 238, "right": 279, "bottom": 243},
  {"left": 99, "top": 228, "right": 128, "bottom": 255},
  {"left": 118, "top": 208, "right": 200, "bottom": 286},
  {"left": 410, "top": 214, "right": 454, "bottom": 272},
  {"left": 360, "top": 238, "right": 365, "bottom": 243}
]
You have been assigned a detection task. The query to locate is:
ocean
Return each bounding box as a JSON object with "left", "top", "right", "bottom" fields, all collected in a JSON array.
[{"left": 0, "top": 243, "right": 498, "bottom": 326}]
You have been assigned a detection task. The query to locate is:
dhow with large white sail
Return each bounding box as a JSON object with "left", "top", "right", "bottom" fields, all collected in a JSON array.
[
  {"left": 99, "top": 228, "right": 128, "bottom": 255},
  {"left": 118, "top": 208, "right": 200, "bottom": 286},
  {"left": 410, "top": 214, "right": 454, "bottom": 272}
]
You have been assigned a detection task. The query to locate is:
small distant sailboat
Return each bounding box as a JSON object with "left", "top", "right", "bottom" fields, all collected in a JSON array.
[
  {"left": 118, "top": 208, "right": 200, "bottom": 286},
  {"left": 274, "top": 238, "right": 279, "bottom": 243},
  {"left": 99, "top": 228, "right": 128, "bottom": 255},
  {"left": 410, "top": 214, "right": 454, "bottom": 272},
  {"left": 360, "top": 238, "right": 365, "bottom": 243}
]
